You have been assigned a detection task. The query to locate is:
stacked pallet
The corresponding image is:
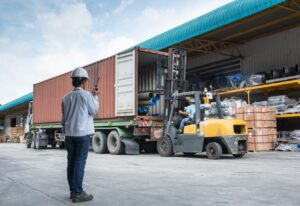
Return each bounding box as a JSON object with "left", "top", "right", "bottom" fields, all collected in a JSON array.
[
  {"left": 0, "top": 135, "right": 7, "bottom": 143},
  {"left": 9, "top": 126, "right": 25, "bottom": 143},
  {"left": 235, "top": 106, "right": 277, "bottom": 151}
]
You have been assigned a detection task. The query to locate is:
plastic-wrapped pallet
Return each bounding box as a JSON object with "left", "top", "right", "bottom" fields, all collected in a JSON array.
[
  {"left": 204, "top": 97, "right": 247, "bottom": 118},
  {"left": 267, "top": 95, "right": 297, "bottom": 113}
]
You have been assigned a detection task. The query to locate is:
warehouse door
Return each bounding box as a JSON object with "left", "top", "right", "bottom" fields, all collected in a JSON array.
[{"left": 115, "top": 50, "right": 136, "bottom": 116}]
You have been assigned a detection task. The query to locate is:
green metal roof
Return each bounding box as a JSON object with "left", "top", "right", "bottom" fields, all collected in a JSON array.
[
  {"left": 138, "top": 0, "right": 286, "bottom": 50},
  {"left": 0, "top": 92, "right": 32, "bottom": 112}
]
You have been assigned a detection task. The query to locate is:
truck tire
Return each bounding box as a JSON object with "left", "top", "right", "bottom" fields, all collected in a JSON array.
[
  {"left": 32, "top": 133, "right": 36, "bottom": 149},
  {"left": 107, "top": 131, "right": 124, "bottom": 155},
  {"left": 36, "top": 135, "right": 41, "bottom": 150},
  {"left": 25, "top": 134, "right": 31, "bottom": 148},
  {"left": 206, "top": 142, "right": 222, "bottom": 159},
  {"left": 157, "top": 136, "right": 174, "bottom": 157},
  {"left": 92, "top": 132, "right": 108, "bottom": 154}
]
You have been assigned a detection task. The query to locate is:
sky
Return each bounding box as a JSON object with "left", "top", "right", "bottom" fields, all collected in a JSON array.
[{"left": 0, "top": 0, "right": 233, "bottom": 104}]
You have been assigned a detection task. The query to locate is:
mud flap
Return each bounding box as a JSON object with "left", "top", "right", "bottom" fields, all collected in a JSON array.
[{"left": 121, "top": 139, "right": 140, "bottom": 155}]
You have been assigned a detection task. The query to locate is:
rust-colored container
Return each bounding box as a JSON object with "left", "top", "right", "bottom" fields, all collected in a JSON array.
[
  {"left": 33, "top": 48, "right": 168, "bottom": 125},
  {"left": 33, "top": 56, "right": 115, "bottom": 124}
]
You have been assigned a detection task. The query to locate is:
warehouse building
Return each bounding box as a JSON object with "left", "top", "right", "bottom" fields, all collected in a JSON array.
[
  {"left": 1, "top": 0, "right": 299, "bottom": 149},
  {"left": 0, "top": 93, "right": 32, "bottom": 143}
]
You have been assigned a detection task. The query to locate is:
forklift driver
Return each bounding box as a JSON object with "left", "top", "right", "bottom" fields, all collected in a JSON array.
[{"left": 178, "top": 98, "right": 196, "bottom": 133}]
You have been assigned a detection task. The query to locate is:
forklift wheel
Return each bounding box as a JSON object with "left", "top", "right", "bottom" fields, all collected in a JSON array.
[
  {"left": 157, "top": 136, "right": 174, "bottom": 157},
  {"left": 206, "top": 142, "right": 222, "bottom": 160}
]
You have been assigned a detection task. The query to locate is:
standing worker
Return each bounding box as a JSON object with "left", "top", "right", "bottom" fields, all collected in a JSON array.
[{"left": 61, "top": 67, "right": 99, "bottom": 203}]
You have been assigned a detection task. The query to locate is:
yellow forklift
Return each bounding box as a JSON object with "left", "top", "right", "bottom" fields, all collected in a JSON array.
[
  {"left": 157, "top": 91, "right": 248, "bottom": 159},
  {"left": 157, "top": 48, "right": 248, "bottom": 159}
]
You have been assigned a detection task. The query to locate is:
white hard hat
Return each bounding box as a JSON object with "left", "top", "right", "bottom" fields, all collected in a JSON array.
[{"left": 71, "top": 67, "right": 89, "bottom": 79}]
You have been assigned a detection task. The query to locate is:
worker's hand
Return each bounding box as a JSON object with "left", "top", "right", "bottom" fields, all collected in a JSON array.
[{"left": 92, "top": 87, "right": 99, "bottom": 96}]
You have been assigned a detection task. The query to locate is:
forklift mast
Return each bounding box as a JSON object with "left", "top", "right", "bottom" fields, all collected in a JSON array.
[{"left": 164, "top": 48, "right": 187, "bottom": 121}]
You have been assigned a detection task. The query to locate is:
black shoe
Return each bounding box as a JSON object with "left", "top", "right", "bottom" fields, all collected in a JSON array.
[
  {"left": 70, "top": 192, "right": 74, "bottom": 199},
  {"left": 72, "top": 191, "right": 93, "bottom": 203}
]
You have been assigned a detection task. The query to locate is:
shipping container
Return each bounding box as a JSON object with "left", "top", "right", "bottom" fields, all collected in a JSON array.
[
  {"left": 33, "top": 48, "right": 167, "bottom": 124},
  {"left": 31, "top": 48, "right": 169, "bottom": 154}
]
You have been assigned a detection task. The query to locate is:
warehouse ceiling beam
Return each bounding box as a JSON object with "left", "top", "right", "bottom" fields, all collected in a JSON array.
[
  {"left": 240, "top": 19, "right": 300, "bottom": 44},
  {"left": 177, "top": 39, "right": 242, "bottom": 57},
  {"left": 189, "top": 9, "right": 299, "bottom": 52},
  {"left": 278, "top": 5, "right": 300, "bottom": 14},
  {"left": 291, "top": 0, "right": 300, "bottom": 10},
  {"left": 175, "top": 40, "right": 243, "bottom": 58},
  {"left": 222, "top": 12, "right": 300, "bottom": 41},
  {"left": 170, "top": 1, "right": 300, "bottom": 59},
  {"left": 177, "top": 6, "right": 281, "bottom": 47},
  {"left": 176, "top": 2, "right": 300, "bottom": 57}
]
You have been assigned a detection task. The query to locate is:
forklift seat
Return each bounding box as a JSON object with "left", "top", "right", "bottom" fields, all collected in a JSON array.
[{"left": 184, "top": 114, "right": 196, "bottom": 126}]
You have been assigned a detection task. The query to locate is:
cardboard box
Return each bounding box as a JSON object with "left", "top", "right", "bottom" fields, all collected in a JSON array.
[
  {"left": 244, "top": 105, "right": 254, "bottom": 113},
  {"left": 236, "top": 107, "right": 244, "bottom": 114}
]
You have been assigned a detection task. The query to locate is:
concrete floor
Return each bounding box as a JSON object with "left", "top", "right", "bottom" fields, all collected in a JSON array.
[{"left": 0, "top": 144, "right": 299, "bottom": 206}]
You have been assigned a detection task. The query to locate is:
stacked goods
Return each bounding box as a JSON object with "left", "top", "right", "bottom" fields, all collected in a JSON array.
[
  {"left": 9, "top": 126, "right": 25, "bottom": 143},
  {"left": 267, "top": 95, "right": 297, "bottom": 113},
  {"left": 276, "top": 130, "right": 300, "bottom": 152},
  {"left": 235, "top": 106, "right": 277, "bottom": 151},
  {"left": 0, "top": 135, "right": 7, "bottom": 143}
]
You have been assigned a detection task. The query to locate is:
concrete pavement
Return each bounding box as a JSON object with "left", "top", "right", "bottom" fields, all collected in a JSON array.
[{"left": 0, "top": 143, "right": 299, "bottom": 206}]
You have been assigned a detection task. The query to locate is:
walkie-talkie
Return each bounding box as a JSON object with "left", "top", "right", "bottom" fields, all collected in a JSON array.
[{"left": 94, "top": 77, "right": 100, "bottom": 91}]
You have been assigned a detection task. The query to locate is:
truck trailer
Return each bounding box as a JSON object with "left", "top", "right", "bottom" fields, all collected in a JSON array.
[{"left": 26, "top": 47, "right": 172, "bottom": 154}]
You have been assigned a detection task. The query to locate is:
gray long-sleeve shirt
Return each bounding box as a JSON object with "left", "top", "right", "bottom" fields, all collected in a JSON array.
[{"left": 61, "top": 87, "right": 99, "bottom": 136}]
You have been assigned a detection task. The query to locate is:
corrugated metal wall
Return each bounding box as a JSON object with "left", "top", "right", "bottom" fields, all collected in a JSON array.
[
  {"left": 33, "top": 57, "right": 115, "bottom": 124},
  {"left": 138, "top": 63, "right": 164, "bottom": 116},
  {"left": 187, "top": 26, "right": 300, "bottom": 76},
  {"left": 241, "top": 26, "right": 300, "bottom": 75},
  {"left": 85, "top": 57, "right": 116, "bottom": 119}
]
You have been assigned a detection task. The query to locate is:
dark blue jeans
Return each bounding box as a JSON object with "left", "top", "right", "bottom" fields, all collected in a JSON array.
[{"left": 65, "top": 135, "right": 90, "bottom": 195}]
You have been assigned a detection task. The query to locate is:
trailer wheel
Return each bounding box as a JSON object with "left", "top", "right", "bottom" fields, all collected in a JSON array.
[
  {"left": 157, "top": 136, "right": 174, "bottom": 157},
  {"left": 92, "top": 132, "right": 108, "bottom": 154},
  {"left": 36, "top": 135, "right": 41, "bottom": 150},
  {"left": 107, "top": 131, "right": 124, "bottom": 155},
  {"left": 32, "top": 133, "right": 36, "bottom": 149},
  {"left": 206, "top": 142, "right": 222, "bottom": 159},
  {"left": 25, "top": 134, "right": 31, "bottom": 148},
  {"left": 233, "top": 154, "right": 245, "bottom": 158}
]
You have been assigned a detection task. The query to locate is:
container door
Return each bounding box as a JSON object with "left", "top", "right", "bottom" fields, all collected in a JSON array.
[{"left": 115, "top": 50, "right": 136, "bottom": 116}]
